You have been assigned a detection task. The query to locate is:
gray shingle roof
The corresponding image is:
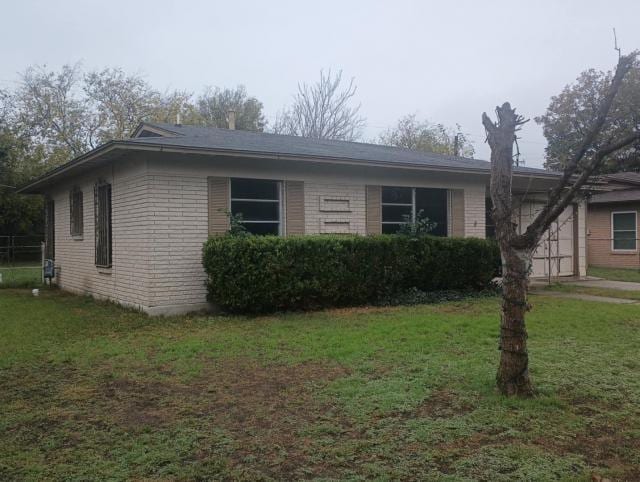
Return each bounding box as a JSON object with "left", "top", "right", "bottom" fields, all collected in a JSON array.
[
  {"left": 589, "top": 188, "right": 640, "bottom": 204},
  {"left": 130, "top": 122, "right": 555, "bottom": 176}
]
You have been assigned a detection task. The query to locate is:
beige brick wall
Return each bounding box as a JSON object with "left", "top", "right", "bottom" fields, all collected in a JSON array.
[
  {"left": 145, "top": 173, "right": 210, "bottom": 312},
  {"left": 587, "top": 202, "right": 640, "bottom": 269},
  {"left": 48, "top": 157, "right": 153, "bottom": 309}
]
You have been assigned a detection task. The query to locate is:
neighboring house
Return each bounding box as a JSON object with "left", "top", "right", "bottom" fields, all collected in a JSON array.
[
  {"left": 587, "top": 172, "right": 640, "bottom": 269},
  {"left": 19, "top": 122, "right": 586, "bottom": 315}
]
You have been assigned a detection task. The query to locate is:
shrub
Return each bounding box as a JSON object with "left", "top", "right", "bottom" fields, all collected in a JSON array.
[{"left": 202, "top": 235, "right": 500, "bottom": 314}]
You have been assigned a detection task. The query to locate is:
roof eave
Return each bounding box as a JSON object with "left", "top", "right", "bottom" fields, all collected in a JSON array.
[{"left": 17, "top": 140, "right": 559, "bottom": 194}]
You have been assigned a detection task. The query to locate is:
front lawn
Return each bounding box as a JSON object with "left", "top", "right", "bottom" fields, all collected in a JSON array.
[
  {"left": 1, "top": 290, "right": 639, "bottom": 480},
  {"left": 588, "top": 265, "right": 640, "bottom": 283},
  {"left": 541, "top": 282, "right": 640, "bottom": 301}
]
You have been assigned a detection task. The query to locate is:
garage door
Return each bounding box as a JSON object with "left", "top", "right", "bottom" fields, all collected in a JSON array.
[{"left": 518, "top": 202, "right": 575, "bottom": 278}]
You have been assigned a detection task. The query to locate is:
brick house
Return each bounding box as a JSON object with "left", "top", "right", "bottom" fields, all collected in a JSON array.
[
  {"left": 19, "top": 122, "right": 586, "bottom": 315},
  {"left": 587, "top": 172, "right": 640, "bottom": 269}
]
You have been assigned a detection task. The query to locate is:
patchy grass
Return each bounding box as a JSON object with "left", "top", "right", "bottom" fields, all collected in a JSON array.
[
  {"left": 541, "top": 282, "right": 640, "bottom": 301},
  {"left": 589, "top": 265, "right": 640, "bottom": 283},
  {"left": 1, "top": 289, "right": 640, "bottom": 480},
  {"left": 0, "top": 262, "right": 42, "bottom": 289}
]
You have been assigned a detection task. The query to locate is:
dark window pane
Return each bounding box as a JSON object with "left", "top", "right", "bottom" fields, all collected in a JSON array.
[
  {"left": 231, "top": 200, "right": 279, "bottom": 221},
  {"left": 231, "top": 178, "right": 279, "bottom": 200},
  {"left": 382, "top": 205, "right": 412, "bottom": 223},
  {"left": 415, "top": 188, "right": 448, "bottom": 236},
  {"left": 382, "top": 223, "right": 404, "bottom": 234},
  {"left": 243, "top": 222, "right": 280, "bottom": 235},
  {"left": 382, "top": 186, "right": 412, "bottom": 204},
  {"left": 613, "top": 213, "right": 636, "bottom": 231},
  {"left": 614, "top": 230, "right": 636, "bottom": 250}
]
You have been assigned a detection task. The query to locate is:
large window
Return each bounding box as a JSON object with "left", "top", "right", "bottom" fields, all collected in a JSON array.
[
  {"left": 94, "top": 181, "right": 112, "bottom": 267},
  {"left": 612, "top": 211, "right": 637, "bottom": 251},
  {"left": 230, "top": 178, "right": 281, "bottom": 235},
  {"left": 45, "top": 198, "right": 55, "bottom": 259},
  {"left": 381, "top": 186, "right": 448, "bottom": 236},
  {"left": 69, "top": 187, "right": 83, "bottom": 236}
]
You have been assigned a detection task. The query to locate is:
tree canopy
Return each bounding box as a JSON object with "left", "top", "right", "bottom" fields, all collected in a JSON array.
[
  {"left": 537, "top": 62, "right": 640, "bottom": 172},
  {"left": 377, "top": 114, "right": 474, "bottom": 157}
]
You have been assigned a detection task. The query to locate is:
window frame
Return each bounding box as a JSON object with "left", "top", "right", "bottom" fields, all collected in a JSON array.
[
  {"left": 381, "top": 186, "right": 449, "bottom": 236},
  {"left": 611, "top": 210, "right": 637, "bottom": 252},
  {"left": 69, "top": 186, "right": 84, "bottom": 237},
  {"left": 94, "top": 180, "right": 112, "bottom": 268},
  {"left": 230, "top": 178, "right": 283, "bottom": 235}
]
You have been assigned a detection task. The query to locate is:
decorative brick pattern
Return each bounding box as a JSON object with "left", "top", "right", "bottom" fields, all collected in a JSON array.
[{"left": 305, "top": 182, "right": 366, "bottom": 234}]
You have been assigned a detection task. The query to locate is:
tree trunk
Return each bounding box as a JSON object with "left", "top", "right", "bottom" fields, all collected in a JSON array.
[{"left": 497, "top": 245, "right": 534, "bottom": 397}]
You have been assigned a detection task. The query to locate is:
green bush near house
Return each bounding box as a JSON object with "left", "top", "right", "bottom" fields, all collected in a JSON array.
[{"left": 203, "top": 235, "right": 500, "bottom": 313}]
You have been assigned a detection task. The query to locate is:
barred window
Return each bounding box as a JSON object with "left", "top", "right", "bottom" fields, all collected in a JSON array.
[
  {"left": 69, "top": 187, "right": 83, "bottom": 236},
  {"left": 45, "top": 198, "right": 55, "bottom": 259},
  {"left": 94, "top": 181, "right": 112, "bottom": 267}
]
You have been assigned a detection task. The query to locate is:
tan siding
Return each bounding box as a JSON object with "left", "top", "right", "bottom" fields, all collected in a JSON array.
[
  {"left": 587, "top": 203, "right": 640, "bottom": 269},
  {"left": 450, "top": 189, "right": 465, "bottom": 237},
  {"left": 304, "top": 182, "right": 366, "bottom": 234},
  {"left": 207, "top": 177, "right": 229, "bottom": 236},
  {"left": 365, "top": 185, "right": 382, "bottom": 235},
  {"left": 285, "top": 180, "right": 305, "bottom": 235}
]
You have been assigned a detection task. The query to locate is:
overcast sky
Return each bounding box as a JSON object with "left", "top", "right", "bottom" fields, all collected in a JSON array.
[{"left": 2, "top": 0, "right": 640, "bottom": 167}]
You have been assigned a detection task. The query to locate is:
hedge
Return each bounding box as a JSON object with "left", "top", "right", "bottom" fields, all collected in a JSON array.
[{"left": 202, "top": 235, "right": 500, "bottom": 314}]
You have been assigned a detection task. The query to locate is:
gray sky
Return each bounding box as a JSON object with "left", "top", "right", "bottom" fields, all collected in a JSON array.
[{"left": 3, "top": 0, "right": 640, "bottom": 167}]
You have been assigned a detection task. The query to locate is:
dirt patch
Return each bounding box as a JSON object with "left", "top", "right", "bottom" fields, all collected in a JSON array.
[
  {"left": 97, "top": 359, "right": 351, "bottom": 478},
  {"left": 414, "top": 389, "right": 476, "bottom": 419}
]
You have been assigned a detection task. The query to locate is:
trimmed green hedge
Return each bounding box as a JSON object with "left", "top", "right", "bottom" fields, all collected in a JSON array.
[{"left": 203, "top": 235, "right": 500, "bottom": 313}]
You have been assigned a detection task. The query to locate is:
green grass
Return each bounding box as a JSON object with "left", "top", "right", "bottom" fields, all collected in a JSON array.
[
  {"left": 541, "top": 282, "right": 640, "bottom": 301},
  {"left": 588, "top": 265, "right": 640, "bottom": 282},
  {"left": 1, "top": 289, "right": 640, "bottom": 480},
  {"left": 0, "top": 262, "right": 42, "bottom": 288}
]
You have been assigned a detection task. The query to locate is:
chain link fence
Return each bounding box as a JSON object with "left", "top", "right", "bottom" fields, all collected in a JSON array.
[{"left": 0, "top": 235, "right": 44, "bottom": 288}]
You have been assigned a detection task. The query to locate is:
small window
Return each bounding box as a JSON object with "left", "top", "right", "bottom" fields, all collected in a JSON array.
[
  {"left": 381, "top": 186, "right": 448, "bottom": 236},
  {"left": 45, "top": 198, "right": 55, "bottom": 259},
  {"left": 230, "top": 178, "right": 281, "bottom": 235},
  {"left": 69, "top": 187, "right": 83, "bottom": 236},
  {"left": 94, "top": 181, "right": 112, "bottom": 267},
  {"left": 612, "top": 211, "right": 636, "bottom": 251}
]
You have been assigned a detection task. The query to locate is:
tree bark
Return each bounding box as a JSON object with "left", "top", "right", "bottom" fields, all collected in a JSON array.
[
  {"left": 482, "top": 103, "right": 534, "bottom": 397},
  {"left": 496, "top": 245, "right": 533, "bottom": 396}
]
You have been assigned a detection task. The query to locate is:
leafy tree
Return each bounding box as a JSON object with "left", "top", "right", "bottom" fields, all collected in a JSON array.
[
  {"left": 83, "top": 67, "right": 162, "bottom": 142},
  {"left": 0, "top": 131, "right": 46, "bottom": 236},
  {"left": 196, "top": 86, "right": 265, "bottom": 131},
  {"left": 378, "top": 114, "right": 474, "bottom": 157},
  {"left": 272, "top": 70, "right": 365, "bottom": 141},
  {"left": 537, "top": 63, "right": 640, "bottom": 172}
]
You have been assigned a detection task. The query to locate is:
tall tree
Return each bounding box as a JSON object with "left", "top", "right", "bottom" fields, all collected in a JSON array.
[
  {"left": 537, "top": 65, "right": 640, "bottom": 172},
  {"left": 83, "top": 67, "right": 162, "bottom": 142},
  {"left": 483, "top": 52, "right": 640, "bottom": 397},
  {"left": 0, "top": 130, "right": 46, "bottom": 236},
  {"left": 15, "top": 64, "right": 92, "bottom": 166},
  {"left": 272, "top": 70, "right": 365, "bottom": 141},
  {"left": 196, "top": 86, "right": 265, "bottom": 131},
  {"left": 378, "top": 114, "right": 474, "bottom": 157}
]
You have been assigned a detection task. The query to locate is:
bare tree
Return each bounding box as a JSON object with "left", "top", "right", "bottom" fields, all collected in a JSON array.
[
  {"left": 272, "top": 70, "right": 365, "bottom": 141},
  {"left": 483, "top": 52, "right": 640, "bottom": 397}
]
